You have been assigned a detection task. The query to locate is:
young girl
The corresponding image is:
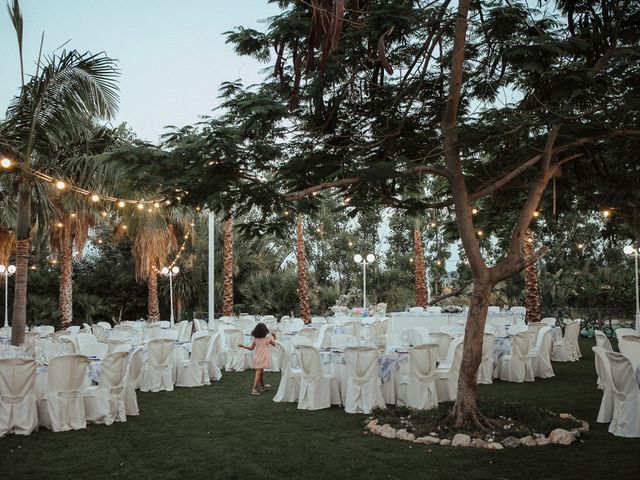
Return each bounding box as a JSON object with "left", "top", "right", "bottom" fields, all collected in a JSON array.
[{"left": 239, "top": 322, "right": 276, "bottom": 395}]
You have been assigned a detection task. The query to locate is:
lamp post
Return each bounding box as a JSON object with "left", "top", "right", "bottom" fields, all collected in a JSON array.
[
  {"left": 160, "top": 266, "right": 180, "bottom": 326},
  {"left": 0, "top": 265, "right": 16, "bottom": 328},
  {"left": 623, "top": 245, "right": 640, "bottom": 333},
  {"left": 353, "top": 253, "right": 375, "bottom": 310}
]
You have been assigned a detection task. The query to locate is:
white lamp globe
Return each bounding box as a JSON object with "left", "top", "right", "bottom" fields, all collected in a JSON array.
[
  {"left": 366, "top": 253, "right": 376, "bottom": 263},
  {"left": 0, "top": 265, "right": 5, "bottom": 273},
  {"left": 623, "top": 245, "right": 635, "bottom": 255},
  {"left": 353, "top": 254, "right": 363, "bottom": 263},
  {"left": 8, "top": 265, "right": 16, "bottom": 274},
  {"left": 161, "top": 267, "right": 169, "bottom": 275},
  {"left": 171, "top": 266, "right": 180, "bottom": 274}
]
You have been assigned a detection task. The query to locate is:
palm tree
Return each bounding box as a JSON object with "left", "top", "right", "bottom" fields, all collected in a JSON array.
[
  {"left": 296, "top": 216, "right": 311, "bottom": 323},
  {"left": 222, "top": 217, "right": 234, "bottom": 316},
  {"left": 2, "top": 1, "right": 119, "bottom": 345},
  {"left": 413, "top": 219, "right": 428, "bottom": 308},
  {"left": 115, "top": 203, "right": 193, "bottom": 321},
  {"left": 524, "top": 230, "right": 541, "bottom": 323}
]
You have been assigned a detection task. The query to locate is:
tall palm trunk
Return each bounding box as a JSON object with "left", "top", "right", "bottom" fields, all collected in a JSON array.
[
  {"left": 58, "top": 240, "right": 74, "bottom": 329},
  {"left": 11, "top": 182, "right": 31, "bottom": 346},
  {"left": 524, "top": 230, "right": 541, "bottom": 323},
  {"left": 414, "top": 226, "right": 428, "bottom": 308},
  {"left": 296, "top": 217, "right": 311, "bottom": 324},
  {"left": 147, "top": 266, "right": 160, "bottom": 321},
  {"left": 222, "top": 218, "right": 234, "bottom": 317}
]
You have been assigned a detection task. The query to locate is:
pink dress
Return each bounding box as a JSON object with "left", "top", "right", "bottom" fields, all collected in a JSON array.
[{"left": 252, "top": 334, "right": 273, "bottom": 369}]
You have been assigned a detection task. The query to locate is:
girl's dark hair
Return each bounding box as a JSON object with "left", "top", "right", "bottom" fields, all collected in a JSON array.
[{"left": 251, "top": 322, "right": 269, "bottom": 339}]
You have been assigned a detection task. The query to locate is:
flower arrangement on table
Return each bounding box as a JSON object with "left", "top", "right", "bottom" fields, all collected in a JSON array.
[
  {"left": 441, "top": 304, "right": 463, "bottom": 313},
  {"left": 330, "top": 305, "right": 350, "bottom": 316},
  {"left": 350, "top": 307, "right": 368, "bottom": 318},
  {"left": 374, "top": 303, "right": 387, "bottom": 318}
]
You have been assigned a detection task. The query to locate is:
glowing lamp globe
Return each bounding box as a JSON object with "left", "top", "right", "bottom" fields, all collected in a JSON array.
[
  {"left": 171, "top": 266, "right": 180, "bottom": 274},
  {"left": 0, "top": 265, "right": 5, "bottom": 273},
  {"left": 8, "top": 265, "right": 16, "bottom": 274},
  {"left": 623, "top": 245, "right": 635, "bottom": 255},
  {"left": 353, "top": 254, "right": 363, "bottom": 263},
  {"left": 161, "top": 267, "right": 169, "bottom": 275},
  {"left": 366, "top": 253, "right": 376, "bottom": 263}
]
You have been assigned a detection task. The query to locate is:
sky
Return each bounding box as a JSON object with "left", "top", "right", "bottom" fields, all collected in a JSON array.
[{"left": 0, "top": 0, "right": 280, "bottom": 143}]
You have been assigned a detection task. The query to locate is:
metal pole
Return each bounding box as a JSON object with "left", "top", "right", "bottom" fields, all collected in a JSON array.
[
  {"left": 3, "top": 272, "right": 7, "bottom": 328},
  {"left": 362, "top": 261, "right": 367, "bottom": 311},
  {"left": 169, "top": 272, "right": 175, "bottom": 326},
  {"left": 634, "top": 249, "right": 640, "bottom": 333},
  {"left": 208, "top": 211, "right": 215, "bottom": 321}
]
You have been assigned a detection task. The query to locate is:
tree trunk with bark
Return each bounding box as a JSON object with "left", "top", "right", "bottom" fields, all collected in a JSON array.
[
  {"left": 11, "top": 182, "right": 31, "bottom": 346},
  {"left": 58, "top": 240, "right": 74, "bottom": 330},
  {"left": 147, "top": 266, "right": 160, "bottom": 321},
  {"left": 414, "top": 226, "right": 428, "bottom": 308},
  {"left": 296, "top": 216, "right": 312, "bottom": 324},
  {"left": 222, "top": 218, "right": 234, "bottom": 317},
  {"left": 524, "top": 230, "right": 541, "bottom": 323}
]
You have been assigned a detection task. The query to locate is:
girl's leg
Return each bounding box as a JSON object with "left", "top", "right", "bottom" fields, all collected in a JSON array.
[
  {"left": 252, "top": 369, "right": 260, "bottom": 394},
  {"left": 258, "top": 368, "right": 265, "bottom": 388}
]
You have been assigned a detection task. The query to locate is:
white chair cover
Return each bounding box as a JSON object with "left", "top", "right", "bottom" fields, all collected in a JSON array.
[
  {"left": 296, "top": 345, "right": 341, "bottom": 410},
  {"left": 159, "top": 328, "right": 179, "bottom": 340},
  {"left": 33, "top": 325, "right": 55, "bottom": 335},
  {"left": 592, "top": 346, "right": 615, "bottom": 423},
  {"left": 605, "top": 351, "right": 640, "bottom": 437},
  {"left": 297, "top": 327, "right": 318, "bottom": 342},
  {"left": 37, "top": 355, "right": 89, "bottom": 432},
  {"left": 208, "top": 318, "right": 225, "bottom": 332},
  {"left": 75, "top": 333, "right": 98, "bottom": 353},
  {"left": 499, "top": 331, "right": 534, "bottom": 382},
  {"left": 426, "top": 306, "right": 442, "bottom": 314},
  {"left": 343, "top": 346, "right": 386, "bottom": 414},
  {"left": 176, "top": 335, "right": 211, "bottom": 387},
  {"left": 314, "top": 325, "right": 334, "bottom": 349},
  {"left": 477, "top": 334, "right": 495, "bottom": 384},
  {"left": 343, "top": 321, "right": 361, "bottom": 338},
  {"left": 236, "top": 318, "right": 253, "bottom": 334},
  {"left": 224, "top": 329, "right": 251, "bottom": 372},
  {"left": 193, "top": 319, "right": 208, "bottom": 332},
  {"left": 541, "top": 317, "right": 557, "bottom": 326},
  {"left": 125, "top": 347, "right": 144, "bottom": 416},
  {"left": 157, "top": 321, "right": 171, "bottom": 329},
  {"left": 487, "top": 306, "right": 500, "bottom": 314},
  {"left": 619, "top": 336, "right": 640, "bottom": 369},
  {"left": 595, "top": 330, "right": 613, "bottom": 351},
  {"left": 531, "top": 326, "right": 555, "bottom": 378},
  {"left": 428, "top": 332, "right": 452, "bottom": 363},
  {"left": 435, "top": 337, "right": 464, "bottom": 402},
  {"left": 206, "top": 333, "right": 223, "bottom": 381},
  {"left": 273, "top": 342, "right": 301, "bottom": 403},
  {"left": 91, "top": 324, "right": 107, "bottom": 342},
  {"left": 177, "top": 321, "right": 193, "bottom": 342},
  {"left": 615, "top": 328, "right": 637, "bottom": 343},
  {"left": 139, "top": 339, "right": 175, "bottom": 392},
  {"left": 0, "top": 358, "right": 38, "bottom": 437},
  {"left": 564, "top": 320, "right": 582, "bottom": 360},
  {"left": 398, "top": 343, "right": 439, "bottom": 410},
  {"left": 509, "top": 306, "right": 526, "bottom": 315},
  {"left": 83, "top": 351, "right": 128, "bottom": 425},
  {"left": 79, "top": 342, "right": 109, "bottom": 360},
  {"left": 66, "top": 326, "right": 81, "bottom": 335},
  {"left": 97, "top": 321, "right": 112, "bottom": 330},
  {"left": 409, "top": 307, "right": 424, "bottom": 313},
  {"left": 143, "top": 324, "right": 161, "bottom": 342}
]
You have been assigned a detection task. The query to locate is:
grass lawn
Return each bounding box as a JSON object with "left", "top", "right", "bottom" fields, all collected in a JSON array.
[{"left": 1, "top": 338, "right": 638, "bottom": 480}]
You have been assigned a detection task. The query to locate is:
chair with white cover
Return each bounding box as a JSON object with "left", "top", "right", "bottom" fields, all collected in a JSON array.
[
  {"left": 530, "top": 326, "right": 555, "bottom": 378},
  {"left": 0, "top": 358, "right": 38, "bottom": 437},
  {"left": 157, "top": 321, "right": 171, "bottom": 329},
  {"left": 487, "top": 306, "right": 501, "bottom": 314},
  {"left": 193, "top": 319, "right": 207, "bottom": 332},
  {"left": 273, "top": 342, "right": 301, "bottom": 403},
  {"left": 398, "top": 343, "right": 439, "bottom": 410},
  {"left": 592, "top": 347, "right": 615, "bottom": 423},
  {"left": 124, "top": 348, "right": 144, "bottom": 416},
  {"left": 236, "top": 317, "right": 253, "bottom": 334},
  {"left": 435, "top": 337, "right": 465, "bottom": 402},
  {"left": 20, "top": 332, "right": 40, "bottom": 355},
  {"left": 499, "top": 331, "right": 534, "bottom": 383},
  {"left": 297, "top": 327, "right": 318, "bottom": 342},
  {"left": 92, "top": 324, "right": 107, "bottom": 342},
  {"left": 509, "top": 306, "right": 526, "bottom": 316},
  {"left": 402, "top": 327, "right": 430, "bottom": 347},
  {"left": 224, "top": 328, "right": 251, "bottom": 372},
  {"left": 343, "top": 321, "right": 361, "bottom": 338},
  {"left": 33, "top": 325, "right": 55, "bottom": 335},
  {"left": 59, "top": 335, "right": 77, "bottom": 353},
  {"left": 139, "top": 339, "right": 175, "bottom": 392},
  {"left": 426, "top": 306, "right": 442, "bottom": 314},
  {"left": 527, "top": 322, "right": 546, "bottom": 345},
  {"left": 343, "top": 346, "right": 386, "bottom": 414},
  {"left": 206, "top": 333, "right": 223, "bottom": 381},
  {"left": 97, "top": 321, "right": 112, "bottom": 330},
  {"left": 619, "top": 336, "right": 640, "bottom": 369},
  {"left": 159, "top": 328, "right": 179, "bottom": 340},
  {"left": 66, "top": 326, "right": 81, "bottom": 335},
  {"left": 83, "top": 351, "right": 128, "bottom": 425},
  {"left": 595, "top": 330, "right": 613, "bottom": 351},
  {"left": 311, "top": 316, "right": 327, "bottom": 324},
  {"left": 477, "top": 334, "right": 495, "bottom": 384},
  {"left": 541, "top": 317, "right": 557, "bottom": 327},
  {"left": 79, "top": 342, "right": 109, "bottom": 360},
  {"left": 409, "top": 307, "right": 424, "bottom": 314},
  {"left": 314, "top": 325, "right": 334, "bottom": 349},
  {"left": 176, "top": 334, "right": 211, "bottom": 387},
  {"left": 143, "top": 324, "right": 161, "bottom": 342},
  {"left": 604, "top": 351, "right": 640, "bottom": 437},
  {"left": 177, "top": 321, "right": 193, "bottom": 342},
  {"left": 75, "top": 333, "right": 98, "bottom": 352},
  {"left": 295, "top": 345, "right": 341, "bottom": 410},
  {"left": 428, "top": 332, "right": 452, "bottom": 363},
  {"left": 615, "top": 328, "right": 637, "bottom": 343},
  {"left": 551, "top": 320, "right": 580, "bottom": 362},
  {"left": 208, "top": 318, "right": 225, "bottom": 332},
  {"left": 37, "top": 355, "right": 89, "bottom": 431}
]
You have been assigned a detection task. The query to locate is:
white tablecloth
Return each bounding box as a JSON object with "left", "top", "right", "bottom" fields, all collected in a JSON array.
[{"left": 387, "top": 313, "right": 524, "bottom": 335}]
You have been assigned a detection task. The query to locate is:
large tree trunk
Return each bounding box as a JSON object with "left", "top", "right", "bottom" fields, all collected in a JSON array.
[
  {"left": 222, "top": 218, "right": 234, "bottom": 317},
  {"left": 296, "top": 216, "right": 312, "bottom": 324},
  {"left": 11, "top": 182, "right": 31, "bottom": 346},
  {"left": 147, "top": 268, "right": 160, "bottom": 321},
  {"left": 524, "top": 230, "right": 541, "bottom": 323},
  {"left": 414, "top": 226, "right": 428, "bottom": 308},
  {"left": 451, "top": 280, "right": 494, "bottom": 428},
  {"left": 58, "top": 239, "right": 74, "bottom": 330}
]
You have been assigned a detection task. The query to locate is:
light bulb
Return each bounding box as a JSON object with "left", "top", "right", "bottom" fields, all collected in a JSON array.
[
  {"left": 1, "top": 157, "right": 13, "bottom": 169},
  {"left": 0, "top": 265, "right": 5, "bottom": 273},
  {"left": 137, "top": 202, "right": 144, "bottom": 210},
  {"left": 171, "top": 266, "right": 180, "bottom": 274},
  {"left": 161, "top": 267, "right": 169, "bottom": 275},
  {"left": 366, "top": 253, "right": 375, "bottom": 263},
  {"left": 353, "top": 254, "right": 363, "bottom": 263},
  {"left": 55, "top": 180, "right": 66, "bottom": 190},
  {"left": 623, "top": 245, "right": 635, "bottom": 255},
  {"left": 8, "top": 265, "right": 16, "bottom": 274},
  {"left": 118, "top": 201, "right": 126, "bottom": 208},
  {"left": 90, "top": 194, "right": 100, "bottom": 202}
]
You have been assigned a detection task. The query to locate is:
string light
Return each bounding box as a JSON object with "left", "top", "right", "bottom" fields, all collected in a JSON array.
[
  {"left": 533, "top": 210, "right": 540, "bottom": 218},
  {"left": 137, "top": 202, "right": 145, "bottom": 210},
  {"left": 430, "top": 222, "right": 437, "bottom": 228},
  {"left": 70, "top": 213, "right": 76, "bottom": 218},
  {"left": 90, "top": 194, "right": 100, "bottom": 202},
  {"left": 118, "top": 201, "right": 126, "bottom": 208},
  {"left": 477, "top": 230, "right": 484, "bottom": 237},
  {"left": 1, "top": 157, "right": 12, "bottom": 169},
  {"left": 56, "top": 222, "right": 64, "bottom": 228},
  {"left": 347, "top": 240, "right": 353, "bottom": 247},
  {"left": 55, "top": 180, "right": 66, "bottom": 190},
  {"left": 577, "top": 243, "right": 584, "bottom": 250},
  {"left": 471, "top": 207, "right": 479, "bottom": 215},
  {"left": 101, "top": 211, "right": 108, "bottom": 218},
  {"left": 602, "top": 209, "right": 611, "bottom": 218}
]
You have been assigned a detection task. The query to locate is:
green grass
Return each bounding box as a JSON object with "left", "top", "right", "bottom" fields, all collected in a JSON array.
[{"left": 1, "top": 339, "right": 639, "bottom": 480}]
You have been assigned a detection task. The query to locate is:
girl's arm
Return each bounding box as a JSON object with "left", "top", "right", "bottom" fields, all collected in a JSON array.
[
  {"left": 239, "top": 339, "right": 256, "bottom": 350},
  {"left": 268, "top": 333, "right": 277, "bottom": 347}
]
